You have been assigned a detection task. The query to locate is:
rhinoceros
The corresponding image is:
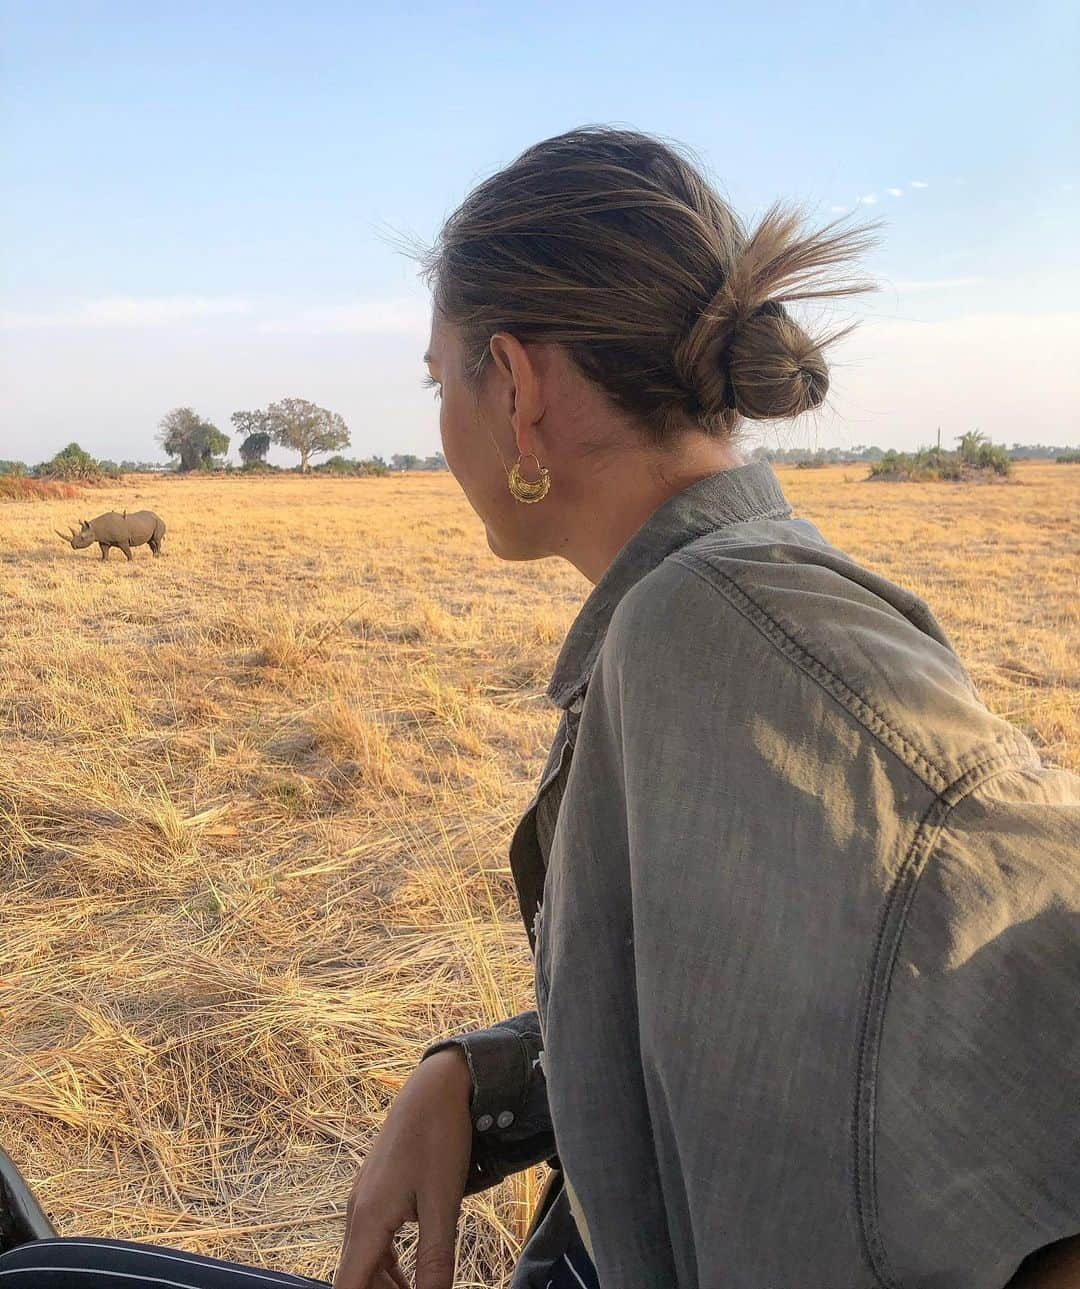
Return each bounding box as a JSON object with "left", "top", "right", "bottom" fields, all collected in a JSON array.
[{"left": 55, "top": 510, "right": 166, "bottom": 561}]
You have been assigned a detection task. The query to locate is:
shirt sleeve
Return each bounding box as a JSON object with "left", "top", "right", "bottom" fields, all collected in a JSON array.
[
  {"left": 421, "top": 1010, "right": 557, "bottom": 1195},
  {"left": 872, "top": 764, "right": 1080, "bottom": 1285}
]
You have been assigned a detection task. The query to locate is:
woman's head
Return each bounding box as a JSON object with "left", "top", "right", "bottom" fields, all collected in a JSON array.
[{"left": 419, "top": 126, "right": 876, "bottom": 562}]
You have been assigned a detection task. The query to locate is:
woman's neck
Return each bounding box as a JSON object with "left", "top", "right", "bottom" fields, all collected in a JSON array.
[{"left": 552, "top": 436, "right": 744, "bottom": 585}]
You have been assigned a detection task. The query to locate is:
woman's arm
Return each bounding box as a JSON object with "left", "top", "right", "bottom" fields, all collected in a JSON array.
[
  {"left": 334, "top": 1047, "right": 473, "bottom": 1289},
  {"left": 1005, "top": 1234, "right": 1080, "bottom": 1288},
  {"left": 421, "top": 1009, "right": 556, "bottom": 1194}
]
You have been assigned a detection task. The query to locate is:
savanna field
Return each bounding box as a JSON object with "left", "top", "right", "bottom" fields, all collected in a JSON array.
[{"left": 1, "top": 463, "right": 1077, "bottom": 1286}]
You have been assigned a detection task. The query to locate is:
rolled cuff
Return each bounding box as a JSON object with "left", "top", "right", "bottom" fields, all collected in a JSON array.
[{"left": 422, "top": 1011, "right": 557, "bottom": 1194}]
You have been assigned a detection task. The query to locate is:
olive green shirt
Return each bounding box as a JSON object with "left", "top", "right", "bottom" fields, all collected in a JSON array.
[{"left": 425, "top": 462, "right": 1080, "bottom": 1288}]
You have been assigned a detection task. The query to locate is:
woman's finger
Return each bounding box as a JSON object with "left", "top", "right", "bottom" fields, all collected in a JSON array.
[
  {"left": 379, "top": 1248, "right": 410, "bottom": 1289},
  {"left": 413, "top": 1185, "right": 461, "bottom": 1289},
  {"left": 332, "top": 1200, "right": 397, "bottom": 1289}
]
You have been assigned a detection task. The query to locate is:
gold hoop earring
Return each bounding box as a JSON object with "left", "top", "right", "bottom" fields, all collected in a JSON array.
[{"left": 508, "top": 453, "right": 551, "bottom": 504}]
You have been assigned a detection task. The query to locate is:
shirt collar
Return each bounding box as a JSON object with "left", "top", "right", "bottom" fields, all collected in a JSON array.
[{"left": 546, "top": 460, "right": 791, "bottom": 710}]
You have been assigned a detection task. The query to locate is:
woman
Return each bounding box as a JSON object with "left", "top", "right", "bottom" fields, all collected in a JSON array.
[{"left": 2, "top": 126, "right": 1077, "bottom": 1289}]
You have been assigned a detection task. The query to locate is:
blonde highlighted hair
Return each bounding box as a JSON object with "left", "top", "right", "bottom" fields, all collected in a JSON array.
[{"left": 420, "top": 125, "right": 879, "bottom": 441}]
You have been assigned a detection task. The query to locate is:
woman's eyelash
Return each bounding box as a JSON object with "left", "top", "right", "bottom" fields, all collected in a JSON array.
[{"left": 421, "top": 374, "right": 442, "bottom": 398}]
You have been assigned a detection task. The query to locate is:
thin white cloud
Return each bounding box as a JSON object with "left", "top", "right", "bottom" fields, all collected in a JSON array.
[
  {"left": 910, "top": 180, "right": 929, "bottom": 189},
  {"left": 856, "top": 193, "right": 878, "bottom": 205},
  {"left": 830, "top": 204, "right": 850, "bottom": 213},
  {"left": 258, "top": 297, "right": 431, "bottom": 336},
  {"left": 887, "top": 187, "right": 904, "bottom": 197},
  {"left": 0, "top": 295, "right": 251, "bottom": 329}
]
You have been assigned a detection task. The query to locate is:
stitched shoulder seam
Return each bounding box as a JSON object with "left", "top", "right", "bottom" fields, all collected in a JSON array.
[
  {"left": 672, "top": 549, "right": 1038, "bottom": 792},
  {"left": 673, "top": 550, "right": 951, "bottom": 790}
]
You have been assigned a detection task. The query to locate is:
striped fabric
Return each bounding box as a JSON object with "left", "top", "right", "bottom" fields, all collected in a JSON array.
[
  {"left": 0, "top": 1237, "right": 330, "bottom": 1287},
  {"left": 0, "top": 1235, "right": 602, "bottom": 1287}
]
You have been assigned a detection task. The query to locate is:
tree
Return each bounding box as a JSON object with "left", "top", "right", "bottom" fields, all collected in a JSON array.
[
  {"left": 34, "top": 442, "right": 103, "bottom": 480},
  {"left": 391, "top": 453, "right": 420, "bottom": 471},
  {"left": 232, "top": 409, "right": 272, "bottom": 468},
  {"left": 956, "top": 430, "right": 987, "bottom": 464},
  {"left": 264, "top": 397, "right": 349, "bottom": 472},
  {"left": 239, "top": 431, "right": 271, "bottom": 465},
  {"left": 159, "top": 407, "right": 230, "bottom": 471}
]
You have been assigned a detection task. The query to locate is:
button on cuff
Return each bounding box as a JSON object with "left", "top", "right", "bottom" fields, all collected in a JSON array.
[
  {"left": 496, "top": 1110, "right": 515, "bottom": 1128},
  {"left": 475, "top": 1113, "right": 494, "bottom": 1132}
]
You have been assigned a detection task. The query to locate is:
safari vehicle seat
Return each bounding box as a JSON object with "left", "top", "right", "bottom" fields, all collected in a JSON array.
[
  {"left": 0, "top": 1141, "right": 1076, "bottom": 1283},
  {"left": 0, "top": 1147, "right": 57, "bottom": 1254}
]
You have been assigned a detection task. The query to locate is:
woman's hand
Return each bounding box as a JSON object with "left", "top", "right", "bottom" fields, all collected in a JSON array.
[{"left": 333, "top": 1047, "right": 474, "bottom": 1289}]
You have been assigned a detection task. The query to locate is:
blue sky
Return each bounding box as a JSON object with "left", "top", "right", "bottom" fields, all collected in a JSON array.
[{"left": 2, "top": 0, "right": 1078, "bottom": 463}]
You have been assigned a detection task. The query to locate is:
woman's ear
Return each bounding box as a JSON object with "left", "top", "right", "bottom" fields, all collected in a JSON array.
[{"left": 489, "top": 332, "right": 545, "bottom": 455}]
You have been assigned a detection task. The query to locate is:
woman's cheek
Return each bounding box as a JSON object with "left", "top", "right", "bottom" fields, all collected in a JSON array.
[{"left": 437, "top": 402, "right": 455, "bottom": 469}]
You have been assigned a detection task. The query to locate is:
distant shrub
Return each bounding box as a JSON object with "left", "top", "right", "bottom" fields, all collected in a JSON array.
[
  {"left": 1056, "top": 451, "right": 1080, "bottom": 464},
  {"left": 389, "top": 452, "right": 447, "bottom": 471},
  {"left": 240, "top": 459, "right": 281, "bottom": 473},
  {"left": 974, "top": 442, "right": 1012, "bottom": 475},
  {"left": 313, "top": 455, "right": 390, "bottom": 477},
  {"left": 868, "top": 439, "right": 1012, "bottom": 482},
  {"left": 0, "top": 460, "right": 28, "bottom": 476},
  {"left": 110, "top": 460, "right": 169, "bottom": 474},
  {"left": 33, "top": 442, "right": 106, "bottom": 481},
  {"left": 314, "top": 455, "right": 358, "bottom": 475}
]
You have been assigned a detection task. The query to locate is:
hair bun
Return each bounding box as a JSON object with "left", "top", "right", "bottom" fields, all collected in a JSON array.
[
  {"left": 673, "top": 294, "right": 828, "bottom": 423},
  {"left": 673, "top": 201, "right": 875, "bottom": 425},
  {"left": 726, "top": 299, "right": 829, "bottom": 421}
]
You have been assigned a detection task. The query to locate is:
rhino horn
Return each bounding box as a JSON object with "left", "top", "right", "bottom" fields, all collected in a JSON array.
[{"left": 55, "top": 529, "right": 73, "bottom": 545}]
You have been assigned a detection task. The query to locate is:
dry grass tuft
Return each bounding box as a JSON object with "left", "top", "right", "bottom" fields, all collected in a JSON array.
[
  {"left": 0, "top": 464, "right": 1075, "bottom": 1284},
  {"left": 0, "top": 476, "right": 96, "bottom": 503}
]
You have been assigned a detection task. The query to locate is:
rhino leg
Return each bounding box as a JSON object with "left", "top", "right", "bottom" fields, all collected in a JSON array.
[
  {"left": 119, "top": 542, "right": 133, "bottom": 562},
  {"left": 149, "top": 539, "right": 161, "bottom": 557},
  {"left": 99, "top": 543, "right": 110, "bottom": 561}
]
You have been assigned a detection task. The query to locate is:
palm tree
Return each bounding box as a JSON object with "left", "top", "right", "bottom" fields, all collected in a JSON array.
[{"left": 956, "top": 429, "right": 987, "bottom": 464}]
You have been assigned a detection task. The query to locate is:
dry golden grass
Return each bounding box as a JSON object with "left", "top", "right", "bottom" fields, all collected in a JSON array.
[
  {"left": 1, "top": 461, "right": 1077, "bottom": 1284},
  {"left": 0, "top": 476, "right": 93, "bottom": 503}
]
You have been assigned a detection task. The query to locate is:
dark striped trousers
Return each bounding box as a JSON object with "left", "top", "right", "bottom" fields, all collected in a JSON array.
[{"left": 0, "top": 1235, "right": 601, "bottom": 1287}]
